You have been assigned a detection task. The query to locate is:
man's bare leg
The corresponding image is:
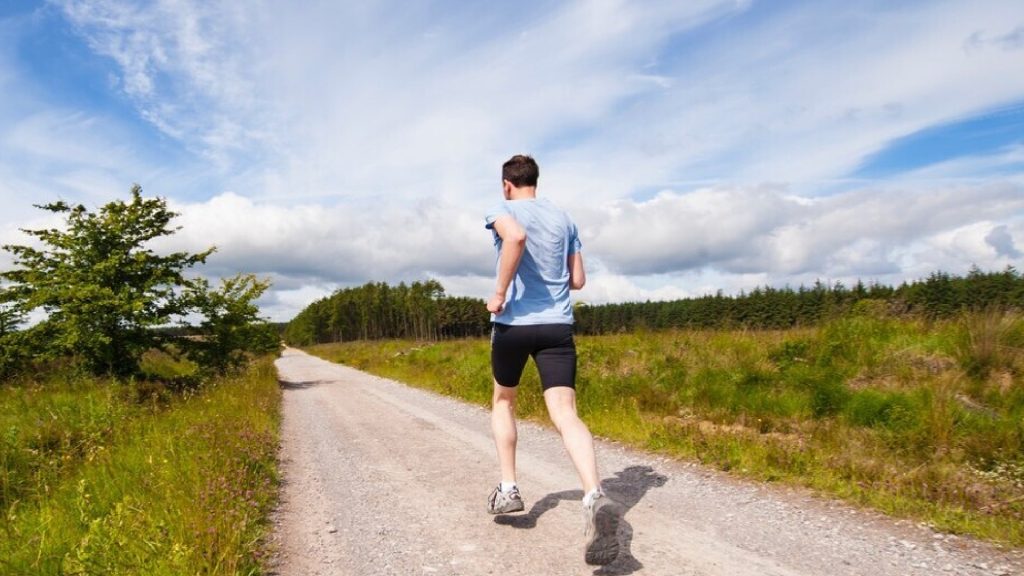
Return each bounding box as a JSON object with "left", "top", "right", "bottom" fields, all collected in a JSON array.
[
  {"left": 545, "top": 386, "right": 619, "bottom": 564},
  {"left": 492, "top": 381, "right": 518, "bottom": 484},
  {"left": 543, "top": 386, "right": 599, "bottom": 493}
]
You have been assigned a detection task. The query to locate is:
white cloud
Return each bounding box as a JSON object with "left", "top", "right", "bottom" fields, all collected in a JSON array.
[
  {"left": 158, "top": 192, "right": 495, "bottom": 285},
  {"left": 43, "top": 0, "right": 1024, "bottom": 202},
  {"left": 986, "top": 224, "right": 1023, "bottom": 259},
  {"left": 256, "top": 281, "right": 336, "bottom": 323},
  {"left": 141, "top": 178, "right": 1024, "bottom": 317},
  {"left": 541, "top": 0, "right": 1024, "bottom": 201},
  {"left": 52, "top": 0, "right": 745, "bottom": 201},
  {"left": 582, "top": 181, "right": 1024, "bottom": 277},
  {"left": 54, "top": 0, "right": 278, "bottom": 168},
  {"left": 574, "top": 270, "right": 694, "bottom": 305}
]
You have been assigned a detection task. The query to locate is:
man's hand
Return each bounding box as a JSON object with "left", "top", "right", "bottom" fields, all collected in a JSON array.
[
  {"left": 488, "top": 216, "right": 524, "bottom": 316},
  {"left": 487, "top": 292, "right": 506, "bottom": 314}
]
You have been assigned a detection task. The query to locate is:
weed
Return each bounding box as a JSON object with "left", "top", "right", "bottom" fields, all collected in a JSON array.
[{"left": 958, "top": 309, "right": 1021, "bottom": 379}]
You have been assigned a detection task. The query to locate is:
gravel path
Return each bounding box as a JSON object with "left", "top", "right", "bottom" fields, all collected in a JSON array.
[{"left": 268, "top": 347, "right": 1022, "bottom": 576}]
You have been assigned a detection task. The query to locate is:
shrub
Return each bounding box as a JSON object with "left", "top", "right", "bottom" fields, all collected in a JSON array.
[
  {"left": 845, "top": 389, "right": 917, "bottom": 430},
  {"left": 957, "top": 309, "right": 1019, "bottom": 379},
  {"left": 0, "top": 189, "right": 277, "bottom": 380},
  {"left": 809, "top": 377, "right": 850, "bottom": 418},
  {"left": 768, "top": 339, "right": 811, "bottom": 370},
  {"left": 0, "top": 188, "right": 213, "bottom": 376}
]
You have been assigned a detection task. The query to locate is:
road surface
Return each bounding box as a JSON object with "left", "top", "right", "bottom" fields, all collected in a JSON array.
[{"left": 269, "top": 347, "right": 1022, "bottom": 576}]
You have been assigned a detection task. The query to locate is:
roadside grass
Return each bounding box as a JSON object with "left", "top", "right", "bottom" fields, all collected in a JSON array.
[
  {"left": 0, "top": 354, "right": 281, "bottom": 575},
  {"left": 306, "top": 310, "right": 1024, "bottom": 546}
]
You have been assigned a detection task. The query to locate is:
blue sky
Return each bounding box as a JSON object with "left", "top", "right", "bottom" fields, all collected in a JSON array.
[
  {"left": 854, "top": 103, "right": 1024, "bottom": 178},
  {"left": 0, "top": 0, "right": 1022, "bottom": 321}
]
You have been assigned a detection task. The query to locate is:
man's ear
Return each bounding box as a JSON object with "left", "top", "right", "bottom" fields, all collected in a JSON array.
[{"left": 502, "top": 180, "right": 512, "bottom": 199}]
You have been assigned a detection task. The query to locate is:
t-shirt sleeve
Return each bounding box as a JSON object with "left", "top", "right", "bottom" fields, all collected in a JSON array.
[
  {"left": 568, "top": 221, "right": 582, "bottom": 255},
  {"left": 484, "top": 202, "right": 512, "bottom": 229}
]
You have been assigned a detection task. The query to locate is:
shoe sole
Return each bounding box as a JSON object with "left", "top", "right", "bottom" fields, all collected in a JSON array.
[{"left": 584, "top": 500, "right": 620, "bottom": 565}]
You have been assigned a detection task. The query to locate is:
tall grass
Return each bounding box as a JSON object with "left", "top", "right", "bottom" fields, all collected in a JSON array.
[
  {"left": 0, "top": 355, "right": 281, "bottom": 575},
  {"left": 308, "top": 311, "right": 1024, "bottom": 545}
]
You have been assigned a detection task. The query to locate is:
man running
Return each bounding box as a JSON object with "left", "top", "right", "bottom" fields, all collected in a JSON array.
[{"left": 484, "top": 154, "right": 619, "bottom": 565}]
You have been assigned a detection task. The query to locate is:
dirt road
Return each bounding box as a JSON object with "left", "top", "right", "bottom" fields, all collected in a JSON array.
[{"left": 269, "top": 348, "right": 1022, "bottom": 575}]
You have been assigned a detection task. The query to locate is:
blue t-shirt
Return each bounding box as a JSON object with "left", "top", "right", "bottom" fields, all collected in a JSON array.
[{"left": 485, "top": 198, "right": 582, "bottom": 325}]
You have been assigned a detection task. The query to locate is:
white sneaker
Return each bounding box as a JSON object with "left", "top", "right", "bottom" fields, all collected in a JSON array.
[
  {"left": 583, "top": 491, "right": 620, "bottom": 565},
  {"left": 487, "top": 484, "right": 525, "bottom": 514}
]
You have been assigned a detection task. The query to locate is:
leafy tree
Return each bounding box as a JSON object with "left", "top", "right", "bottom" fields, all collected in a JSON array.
[
  {"left": 0, "top": 288, "right": 25, "bottom": 337},
  {"left": 1, "top": 186, "right": 213, "bottom": 376},
  {"left": 183, "top": 274, "right": 280, "bottom": 374},
  {"left": 0, "top": 287, "right": 28, "bottom": 377}
]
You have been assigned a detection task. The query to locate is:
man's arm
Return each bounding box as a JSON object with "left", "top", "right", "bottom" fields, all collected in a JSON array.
[
  {"left": 487, "top": 215, "right": 526, "bottom": 314},
  {"left": 568, "top": 252, "right": 586, "bottom": 290}
]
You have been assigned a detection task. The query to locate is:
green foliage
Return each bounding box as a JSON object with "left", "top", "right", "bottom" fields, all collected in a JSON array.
[
  {"left": 956, "top": 309, "right": 1021, "bottom": 379},
  {"left": 60, "top": 493, "right": 193, "bottom": 576},
  {"left": 1, "top": 186, "right": 213, "bottom": 376},
  {"left": 0, "top": 187, "right": 283, "bottom": 572},
  {"left": 0, "top": 357, "right": 280, "bottom": 575},
  {"left": 807, "top": 376, "right": 850, "bottom": 418},
  {"left": 1, "top": 372, "right": 126, "bottom": 513},
  {"left": 845, "top": 389, "right": 918, "bottom": 429},
  {"left": 284, "top": 280, "right": 490, "bottom": 345},
  {"left": 574, "top": 267, "right": 1023, "bottom": 333},
  {"left": 0, "top": 289, "right": 29, "bottom": 377},
  {"left": 0, "top": 291, "right": 25, "bottom": 337},
  {"left": 768, "top": 339, "right": 810, "bottom": 370},
  {"left": 286, "top": 269, "right": 1023, "bottom": 350},
  {"left": 1, "top": 187, "right": 279, "bottom": 379},
  {"left": 183, "top": 274, "right": 280, "bottom": 375}
]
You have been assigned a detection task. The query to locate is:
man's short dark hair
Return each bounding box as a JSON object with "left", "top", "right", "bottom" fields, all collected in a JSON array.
[{"left": 502, "top": 155, "right": 539, "bottom": 187}]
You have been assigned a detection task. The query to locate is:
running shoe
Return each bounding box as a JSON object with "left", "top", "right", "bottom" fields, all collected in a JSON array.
[
  {"left": 487, "top": 484, "right": 525, "bottom": 514},
  {"left": 583, "top": 491, "right": 620, "bottom": 565}
]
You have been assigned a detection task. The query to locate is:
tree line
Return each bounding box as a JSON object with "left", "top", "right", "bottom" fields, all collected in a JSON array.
[
  {"left": 282, "top": 280, "right": 489, "bottom": 345},
  {"left": 283, "top": 266, "right": 1023, "bottom": 345},
  {"left": 575, "top": 267, "right": 1023, "bottom": 333}
]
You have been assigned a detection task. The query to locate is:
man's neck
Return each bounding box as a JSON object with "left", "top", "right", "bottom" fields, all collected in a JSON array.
[{"left": 507, "top": 186, "right": 537, "bottom": 201}]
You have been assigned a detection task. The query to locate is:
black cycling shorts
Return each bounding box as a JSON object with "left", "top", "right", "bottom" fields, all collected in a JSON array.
[{"left": 491, "top": 323, "right": 576, "bottom": 390}]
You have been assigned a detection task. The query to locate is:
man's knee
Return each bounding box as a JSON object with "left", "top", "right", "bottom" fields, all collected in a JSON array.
[
  {"left": 544, "top": 388, "right": 579, "bottom": 429},
  {"left": 493, "top": 380, "right": 517, "bottom": 406},
  {"left": 543, "top": 385, "right": 576, "bottom": 407}
]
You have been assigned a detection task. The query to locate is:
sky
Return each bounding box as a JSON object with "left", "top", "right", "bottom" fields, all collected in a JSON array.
[{"left": 0, "top": 0, "right": 1022, "bottom": 322}]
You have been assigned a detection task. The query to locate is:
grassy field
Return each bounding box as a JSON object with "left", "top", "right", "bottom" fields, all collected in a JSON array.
[
  {"left": 0, "top": 354, "right": 281, "bottom": 575},
  {"left": 307, "top": 309, "right": 1024, "bottom": 546}
]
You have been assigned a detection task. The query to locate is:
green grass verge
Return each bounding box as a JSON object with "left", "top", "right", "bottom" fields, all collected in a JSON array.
[
  {"left": 305, "top": 311, "right": 1024, "bottom": 546},
  {"left": 0, "top": 356, "right": 281, "bottom": 575}
]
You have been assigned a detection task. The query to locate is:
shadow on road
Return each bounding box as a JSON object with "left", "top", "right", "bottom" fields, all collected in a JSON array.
[
  {"left": 278, "top": 379, "right": 326, "bottom": 390},
  {"left": 494, "top": 465, "right": 668, "bottom": 574}
]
